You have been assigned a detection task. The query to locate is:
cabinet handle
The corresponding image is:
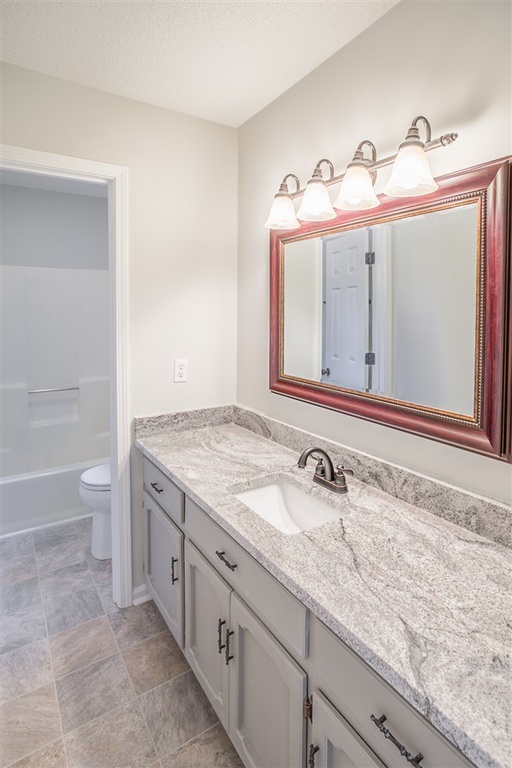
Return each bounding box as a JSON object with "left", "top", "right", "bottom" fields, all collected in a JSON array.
[
  {"left": 370, "top": 715, "right": 424, "bottom": 768},
  {"left": 150, "top": 482, "right": 164, "bottom": 494},
  {"left": 225, "top": 628, "right": 234, "bottom": 665},
  {"left": 215, "top": 550, "right": 238, "bottom": 571},
  {"left": 170, "top": 556, "right": 179, "bottom": 585},
  {"left": 308, "top": 744, "right": 320, "bottom": 768},
  {"left": 217, "top": 619, "right": 226, "bottom": 653}
]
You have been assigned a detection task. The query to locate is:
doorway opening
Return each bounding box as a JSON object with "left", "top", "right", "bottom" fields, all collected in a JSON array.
[{"left": 0, "top": 144, "right": 131, "bottom": 608}]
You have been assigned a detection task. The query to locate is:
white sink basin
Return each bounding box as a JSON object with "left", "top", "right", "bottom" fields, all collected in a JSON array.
[{"left": 235, "top": 479, "right": 341, "bottom": 534}]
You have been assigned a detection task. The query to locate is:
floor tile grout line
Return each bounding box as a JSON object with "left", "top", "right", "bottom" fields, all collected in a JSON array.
[
  {"left": 2, "top": 734, "right": 65, "bottom": 768},
  {"left": 53, "top": 648, "right": 121, "bottom": 684},
  {"left": 109, "top": 608, "right": 162, "bottom": 765},
  {"left": 35, "top": 538, "right": 71, "bottom": 768},
  {"left": 0, "top": 637, "right": 52, "bottom": 706},
  {"left": 157, "top": 719, "right": 223, "bottom": 764},
  {"left": 135, "top": 665, "right": 193, "bottom": 699}
]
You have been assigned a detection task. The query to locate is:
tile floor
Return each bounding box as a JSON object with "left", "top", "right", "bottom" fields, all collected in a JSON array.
[{"left": 0, "top": 519, "right": 243, "bottom": 768}]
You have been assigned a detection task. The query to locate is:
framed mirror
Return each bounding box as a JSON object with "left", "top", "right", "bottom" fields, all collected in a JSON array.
[{"left": 270, "top": 157, "right": 511, "bottom": 460}]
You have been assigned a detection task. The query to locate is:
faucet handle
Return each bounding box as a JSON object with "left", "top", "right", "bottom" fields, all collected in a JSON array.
[
  {"left": 312, "top": 456, "right": 326, "bottom": 477},
  {"left": 336, "top": 465, "right": 354, "bottom": 476}
]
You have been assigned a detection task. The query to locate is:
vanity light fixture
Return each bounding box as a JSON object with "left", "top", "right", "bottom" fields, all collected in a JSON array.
[
  {"left": 264, "top": 174, "right": 301, "bottom": 230},
  {"left": 383, "top": 116, "right": 438, "bottom": 197},
  {"left": 334, "top": 140, "right": 379, "bottom": 211},
  {"left": 264, "top": 116, "right": 458, "bottom": 229},
  {"left": 296, "top": 159, "right": 337, "bottom": 221}
]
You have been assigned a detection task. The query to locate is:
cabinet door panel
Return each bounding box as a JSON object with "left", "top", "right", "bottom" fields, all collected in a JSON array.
[
  {"left": 229, "top": 594, "right": 307, "bottom": 768},
  {"left": 143, "top": 491, "right": 183, "bottom": 646},
  {"left": 184, "top": 540, "right": 232, "bottom": 728},
  {"left": 311, "top": 690, "right": 385, "bottom": 768}
]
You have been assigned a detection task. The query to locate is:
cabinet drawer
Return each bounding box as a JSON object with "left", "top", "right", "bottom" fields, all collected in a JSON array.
[
  {"left": 143, "top": 457, "right": 184, "bottom": 526},
  {"left": 185, "top": 497, "right": 308, "bottom": 660},
  {"left": 314, "top": 620, "right": 472, "bottom": 768}
]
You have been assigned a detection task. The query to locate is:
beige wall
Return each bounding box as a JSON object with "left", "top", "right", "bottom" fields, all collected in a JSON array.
[
  {"left": 1, "top": 62, "right": 238, "bottom": 585},
  {"left": 1, "top": 63, "right": 238, "bottom": 418},
  {"left": 238, "top": 0, "right": 512, "bottom": 503}
]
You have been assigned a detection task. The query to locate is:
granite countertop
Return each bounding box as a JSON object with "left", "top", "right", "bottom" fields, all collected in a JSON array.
[{"left": 136, "top": 422, "right": 511, "bottom": 768}]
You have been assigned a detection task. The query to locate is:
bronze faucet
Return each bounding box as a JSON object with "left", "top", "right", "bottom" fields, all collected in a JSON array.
[{"left": 297, "top": 447, "right": 354, "bottom": 494}]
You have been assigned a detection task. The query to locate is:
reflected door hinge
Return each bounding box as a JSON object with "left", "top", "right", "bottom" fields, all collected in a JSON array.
[
  {"left": 365, "top": 251, "right": 375, "bottom": 265},
  {"left": 365, "top": 352, "right": 376, "bottom": 365},
  {"left": 303, "top": 694, "right": 313, "bottom": 722}
]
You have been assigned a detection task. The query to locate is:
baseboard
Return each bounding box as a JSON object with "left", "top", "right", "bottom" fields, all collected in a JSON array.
[{"left": 132, "top": 583, "right": 151, "bottom": 605}]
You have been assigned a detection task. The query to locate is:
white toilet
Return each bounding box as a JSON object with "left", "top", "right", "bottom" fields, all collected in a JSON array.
[{"left": 79, "top": 463, "right": 112, "bottom": 560}]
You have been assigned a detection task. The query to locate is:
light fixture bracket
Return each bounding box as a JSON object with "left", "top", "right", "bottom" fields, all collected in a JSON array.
[{"left": 265, "top": 115, "right": 459, "bottom": 226}]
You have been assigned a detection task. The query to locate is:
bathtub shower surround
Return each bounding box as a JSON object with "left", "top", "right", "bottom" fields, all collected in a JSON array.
[
  {"left": 0, "top": 182, "right": 110, "bottom": 534},
  {"left": 134, "top": 405, "right": 512, "bottom": 548},
  {"left": 0, "top": 460, "right": 109, "bottom": 536}
]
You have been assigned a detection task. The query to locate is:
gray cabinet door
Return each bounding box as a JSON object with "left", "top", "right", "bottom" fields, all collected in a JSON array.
[
  {"left": 143, "top": 491, "right": 183, "bottom": 646},
  {"left": 310, "top": 690, "right": 385, "bottom": 768},
  {"left": 184, "top": 540, "right": 231, "bottom": 728},
  {"left": 229, "top": 593, "right": 307, "bottom": 768}
]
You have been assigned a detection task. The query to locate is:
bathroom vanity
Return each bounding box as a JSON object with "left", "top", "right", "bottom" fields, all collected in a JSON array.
[{"left": 135, "top": 409, "right": 511, "bottom": 768}]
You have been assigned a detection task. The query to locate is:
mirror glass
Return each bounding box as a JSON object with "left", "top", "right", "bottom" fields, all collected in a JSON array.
[{"left": 282, "top": 202, "right": 479, "bottom": 417}]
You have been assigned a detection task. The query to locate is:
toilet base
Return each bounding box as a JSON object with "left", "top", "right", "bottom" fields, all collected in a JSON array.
[{"left": 91, "top": 509, "right": 112, "bottom": 560}]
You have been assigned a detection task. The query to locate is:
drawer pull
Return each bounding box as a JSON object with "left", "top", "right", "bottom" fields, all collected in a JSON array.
[
  {"left": 215, "top": 550, "right": 238, "bottom": 571},
  {"left": 308, "top": 744, "right": 320, "bottom": 768},
  {"left": 225, "top": 628, "right": 234, "bottom": 665},
  {"left": 217, "top": 619, "right": 226, "bottom": 653},
  {"left": 370, "top": 715, "right": 424, "bottom": 768},
  {"left": 170, "top": 556, "right": 179, "bottom": 585},
  {"left": 150, "top": 482, "right": 164, "bottom": 494}
]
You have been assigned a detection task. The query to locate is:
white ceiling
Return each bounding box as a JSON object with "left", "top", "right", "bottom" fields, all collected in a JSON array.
[{"left": 1, "top": 0, "right": 399, "bottom": 127}]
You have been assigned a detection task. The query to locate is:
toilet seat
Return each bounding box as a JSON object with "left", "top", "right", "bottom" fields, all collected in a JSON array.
[{"left": 80, "top": 463, "right": 111, "bottom": 490}]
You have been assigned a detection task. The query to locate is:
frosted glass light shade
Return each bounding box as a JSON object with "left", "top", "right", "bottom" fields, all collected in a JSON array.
[
  {"left": 297, "top": 179, "right": 336, "bottom": 221},
  {"left": 334, "top": 164, "right": 380, "bottom": 210},
  {"left": 264, "top": 194, "right": 300, "bottom": 230},
  {"left": 384, "top": 143, "right": 438, "bottom": 197}
]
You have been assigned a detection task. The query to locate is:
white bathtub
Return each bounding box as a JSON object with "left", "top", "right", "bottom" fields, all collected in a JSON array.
[{"left": 0, "top": 458, "right": 109, "bottom": 536}]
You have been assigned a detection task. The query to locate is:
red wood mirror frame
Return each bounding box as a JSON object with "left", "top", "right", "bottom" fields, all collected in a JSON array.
[{"left": 270, "top": 157, "right": 511, "bottom": 460}]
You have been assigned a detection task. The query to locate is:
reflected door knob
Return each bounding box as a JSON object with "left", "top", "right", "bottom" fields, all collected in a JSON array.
[{"left": 321, "top": 368, "right": 330, "bottom": 377}]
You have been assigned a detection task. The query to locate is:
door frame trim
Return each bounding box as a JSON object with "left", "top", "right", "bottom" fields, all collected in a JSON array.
[{"left": 0, "top": 143, "right": 132, "bottom": 607}]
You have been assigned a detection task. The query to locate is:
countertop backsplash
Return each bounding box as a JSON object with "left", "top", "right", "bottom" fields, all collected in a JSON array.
[{"left": 134, "top": 404, "right": 512, "bottom": 549}]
